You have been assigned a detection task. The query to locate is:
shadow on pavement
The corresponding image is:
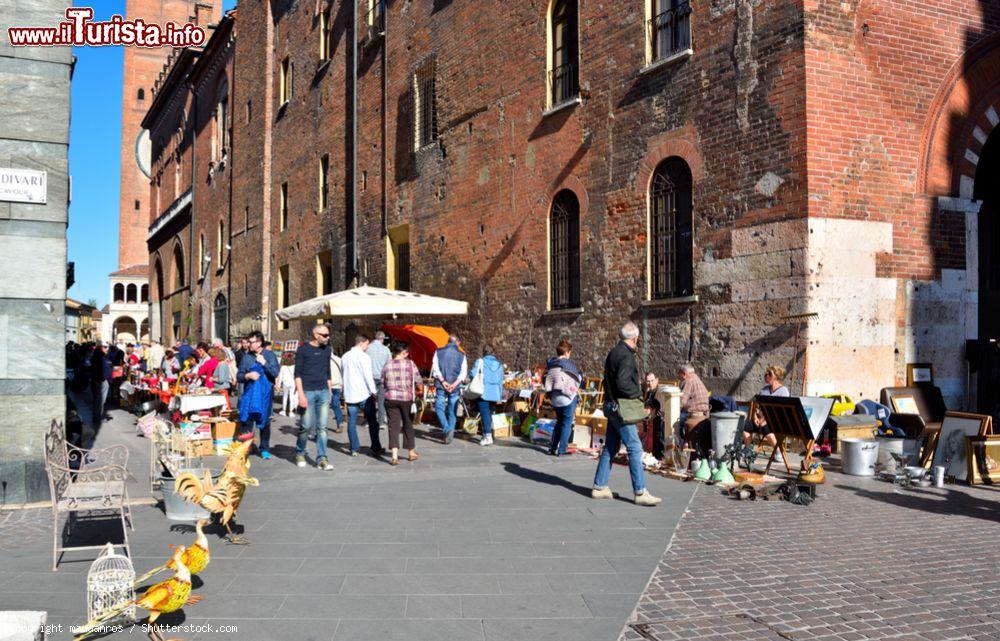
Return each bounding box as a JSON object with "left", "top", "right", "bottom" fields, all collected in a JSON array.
[{"left": 834, "top": 482, "right": 1000, "bottom": 524}]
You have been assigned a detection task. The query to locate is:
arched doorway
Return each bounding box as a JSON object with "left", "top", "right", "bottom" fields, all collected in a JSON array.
[
  {"left": 113, "top": 315, "right": 138, "bottom": 342},
  {"left": 213, "top": 293, "right": 228, "bottom": 344}
]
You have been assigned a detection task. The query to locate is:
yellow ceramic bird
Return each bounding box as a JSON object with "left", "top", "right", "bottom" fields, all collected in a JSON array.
[
  {"left": 133, "top": 518, "right": 211, "bottom": 586},
  {"left": 174, "top": 440, "right": 258, "bottom": 544},
  {"left": 75, "top": 547, "right": 203, "bottom": 641}
]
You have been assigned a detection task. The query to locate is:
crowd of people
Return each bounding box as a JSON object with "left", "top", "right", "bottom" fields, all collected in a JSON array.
[{"left": 65, "top": 319, "right": 791, "bottom": 508}]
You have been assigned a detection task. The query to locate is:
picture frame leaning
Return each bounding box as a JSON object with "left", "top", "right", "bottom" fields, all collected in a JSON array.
[{"left": 932, "top": 411, "right": 992, "bottom": 482}]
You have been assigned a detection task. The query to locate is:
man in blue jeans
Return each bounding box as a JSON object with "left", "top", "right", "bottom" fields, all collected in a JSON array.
[
  {"left": 294, "top": 324, "right": 334, "bottom": 471},
  {"left": 592, "top": 322, "right": 662, "bottom": 506},
  {"left": 431, "top": 335, "right": 467, "bottom": 444}
]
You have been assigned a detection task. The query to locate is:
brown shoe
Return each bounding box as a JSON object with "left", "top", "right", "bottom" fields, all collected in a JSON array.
[{"left": 408, "top": 451, "right": 419, "bottom": 462}]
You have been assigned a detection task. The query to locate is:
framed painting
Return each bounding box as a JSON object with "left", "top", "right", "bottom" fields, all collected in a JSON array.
[
  {"left": 965, "top": 435, "right": 1000, "bottom": 485},
  {"left": 906, "top": 363, "right": 934, "bottom": 386},
  {"left": 932, "top": 412, "right": 991, "bottom": 482},
  {"left": 891, "top": 395, "right": 920, "bottom": 415}
]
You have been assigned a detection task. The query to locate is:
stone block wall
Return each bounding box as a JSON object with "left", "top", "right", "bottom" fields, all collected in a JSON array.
[{"left": 0, "top": 0, "right": 71, "bottom": 504}]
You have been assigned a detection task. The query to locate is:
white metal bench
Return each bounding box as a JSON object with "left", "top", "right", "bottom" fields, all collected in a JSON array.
[{"left": 43, "top": 420, "right": 134, "bottom": 571}]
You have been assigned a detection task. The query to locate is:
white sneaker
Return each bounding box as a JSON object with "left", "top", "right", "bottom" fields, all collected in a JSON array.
[{"left": 480, "top": 435, "right": 493, "bottom": 446}]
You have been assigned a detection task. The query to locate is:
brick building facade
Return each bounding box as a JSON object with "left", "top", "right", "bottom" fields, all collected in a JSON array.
[
  {"left": 145, "top": 0, "right": 1000, "bottom": 410},
  {"left": 146, "top": 13, "right": 234, "bottom": 345}
]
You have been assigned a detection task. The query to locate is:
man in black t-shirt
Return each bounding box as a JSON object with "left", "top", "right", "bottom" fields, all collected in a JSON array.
[{"left": 294, "top": 324, "right": 334, "bottom": 470}]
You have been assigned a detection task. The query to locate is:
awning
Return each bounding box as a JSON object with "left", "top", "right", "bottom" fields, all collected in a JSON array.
[
  {"left": 274, "top": 285, "right": 469, "bottom": 322},
  {"left": 381, "top": 324, "right": 449, "bottom": 373}
]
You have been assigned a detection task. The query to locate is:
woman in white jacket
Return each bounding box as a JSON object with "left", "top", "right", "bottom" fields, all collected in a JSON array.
[{"left": 276, "top": 352, "right": 296, "bottom": 416}]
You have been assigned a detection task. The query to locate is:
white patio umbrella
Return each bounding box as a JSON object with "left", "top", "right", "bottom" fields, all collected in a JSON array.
[{"left": 274, "top": 285, "right": 468, "bottom": 322}]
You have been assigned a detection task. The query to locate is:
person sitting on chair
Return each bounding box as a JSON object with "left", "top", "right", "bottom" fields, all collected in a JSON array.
[
  {"left": 743, "top": 365, "right": 789, "bottom": 451},
  {"left": 677, "top": 364, "right": 711, "bottom": 458}
]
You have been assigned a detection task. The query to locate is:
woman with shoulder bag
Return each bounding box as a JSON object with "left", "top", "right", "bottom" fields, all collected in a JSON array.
[
  {"left": 469, "top": 345, "right": 505, "bottom": 446},
  {"left": 544, "top": 340, "right": 583, "bottom": 456}
]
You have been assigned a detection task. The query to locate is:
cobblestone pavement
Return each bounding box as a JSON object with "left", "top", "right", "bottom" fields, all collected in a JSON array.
[{"left": 620, "top": 470, "right": 1000, "bottom": 641}]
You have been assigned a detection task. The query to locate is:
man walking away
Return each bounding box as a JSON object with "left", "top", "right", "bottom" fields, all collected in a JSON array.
[
  {"left": 342, "top": 334, "right": 382, "bottom": 457},
  {"left": 592, "top": 322, "right": 661, "bottom": 506},
  {"left": 432, "top": 335, "right": 467, "bottom": 444},
  {"left": 368, "top": 331, "right": 392, "bottom": 430},
  {"left": 148, "top": 340, "right": 165, "bottom": 375},
  {"left": 294, "top": 324, "right": 334, "bottom": 471}
]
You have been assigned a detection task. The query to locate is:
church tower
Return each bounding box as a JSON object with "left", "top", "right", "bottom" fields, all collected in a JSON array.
[{"left": 118, "top": 0, "right": 220, "bottom": 270}]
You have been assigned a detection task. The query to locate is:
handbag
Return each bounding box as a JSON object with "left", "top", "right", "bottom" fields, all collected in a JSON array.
[
  {"left": 616, "top": 397, "right": 647, "bottom": 424},
  {"left": 466, "top": 364, "right": 485, "bottom": 398}
]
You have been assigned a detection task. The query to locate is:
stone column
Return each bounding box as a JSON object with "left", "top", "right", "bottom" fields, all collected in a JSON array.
[{"left": 0, "top": 0, "right": 72, "bottom": 504}]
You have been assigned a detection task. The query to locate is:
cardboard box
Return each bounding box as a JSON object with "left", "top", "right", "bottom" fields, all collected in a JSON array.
[
  {"left": 571, "top": 424, "right": 592, "bottom": 448},
  {"left": 184, "top": 439, "right": 214, "bottom": 457},
  {"left": 214, "top": 438, "right": 234, "bottom": 455},
  {"left": 211, "top": 420, "right": 237, "bottom": 441}
]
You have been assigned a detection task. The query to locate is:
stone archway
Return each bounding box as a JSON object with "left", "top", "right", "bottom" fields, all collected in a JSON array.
[{"left": 113, "top": 315, "right": 138, "bottom": 342}]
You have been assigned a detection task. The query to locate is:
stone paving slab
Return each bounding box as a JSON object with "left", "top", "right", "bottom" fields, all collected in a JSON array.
[
  {"left": 619, "top": 468, "right": 1000, "bottom": 641},
  {"left": 0, "top": 409, "right": 696, "bottom": 641}
]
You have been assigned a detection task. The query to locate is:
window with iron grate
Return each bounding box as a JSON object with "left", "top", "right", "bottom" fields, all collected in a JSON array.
[
  {"left": 549, "top": 190, "right": 581, "bottom": 310},
  {"left": 413, "top": 61, "right": 437, "bottom": 150},
  {"left": 650, "top": 157, "right": 693, "bottom": 299}
]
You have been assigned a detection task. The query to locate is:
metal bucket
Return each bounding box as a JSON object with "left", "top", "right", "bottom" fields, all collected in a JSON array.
[
  {"left": 877, "top": 438, "right": 921, "bottom": 465},
  {"left": 710, "top": 412, "right": 743, "bottom": 456},
  {"left": 160, "top": 468, "right": 218, "bottom": 521},
  {"left": 841, "top": 438, "right": 880, "bottom": 476}
]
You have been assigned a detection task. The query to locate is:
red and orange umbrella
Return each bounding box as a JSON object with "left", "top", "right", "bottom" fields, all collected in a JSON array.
[{"left": 380, "top": 324, "right": 449, "bottom": 374}]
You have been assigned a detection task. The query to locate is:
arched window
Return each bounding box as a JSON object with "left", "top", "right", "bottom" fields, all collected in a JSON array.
[
  {"left": 549, "top": 189, "right": 581, "bottom": 310},
  {"left": 171, "top": 243, "right": 185, "bottom": 291},
  {"left": 154, "top": 258, "right": 164, "bottom": 300},
  {"left": 548, "top": 0, "right": 579, "bottom": 107},
  {"left": 113, "top": 283, "right": 125, "bottom": 303},
  {"left": 126, "top": 283, "right": 137, "bottom": 303},
  {"left": 137, "top": 87, "right": 145, "bottom": 100},
  {"left": 198, "top": 233, "right": 205, "bottom": 278},
  {"left": 650, "top": 157, "right": 693, "bottom": 299},
  {"left": 213, "top": 293, "right": 229, "bottom": 344},
  {"left": 140, "top": 283, "right": 149, "bottom": 303},
  {"left": 214, "top": 79, "right": 229, "bottom": 163},
  {"left": 217, "top": 219, "right": 226, "bottom": 266}
]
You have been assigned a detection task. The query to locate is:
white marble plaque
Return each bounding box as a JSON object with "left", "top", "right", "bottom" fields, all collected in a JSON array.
[{"left": 0, "top": 167, "right": 47, "bottom": 204}]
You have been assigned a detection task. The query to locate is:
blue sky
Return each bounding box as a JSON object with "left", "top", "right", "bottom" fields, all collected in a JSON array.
[{"left": 67, "top": 0, "right": 236, "bottom": 308}]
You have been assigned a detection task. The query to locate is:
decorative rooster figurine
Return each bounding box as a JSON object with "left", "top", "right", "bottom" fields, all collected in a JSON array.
[
  {"left": 133, "top": 519, "right": 211, "bottom": 586},
  {"left": 75, "top": 547, "right": 203, "bottom": 641},
  {"left": 174, "top": 439, "right": 258, "bottom": 544}
]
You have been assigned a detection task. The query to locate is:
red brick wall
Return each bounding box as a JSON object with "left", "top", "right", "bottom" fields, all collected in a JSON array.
[
  {"left": 119, "top": 0, "right": 220, "bottom": 270},
  {"left": 218, "top": 0, "right": 811, "bottom": 388},
  {"left": 804, "top": 0, "right": 1000, "bottom": 280}
]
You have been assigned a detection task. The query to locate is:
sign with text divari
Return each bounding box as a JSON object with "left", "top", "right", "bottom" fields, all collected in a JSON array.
[{"left": 0, "top": 167, "right": 47, "bottom": 204}]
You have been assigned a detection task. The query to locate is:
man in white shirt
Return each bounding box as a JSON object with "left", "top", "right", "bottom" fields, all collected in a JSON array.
[
  {"left": 147, "top": 340, "right": 165, "bottom": 374},
  {"left": 341, "top": 333, "right": 382, "bottom": 457}
]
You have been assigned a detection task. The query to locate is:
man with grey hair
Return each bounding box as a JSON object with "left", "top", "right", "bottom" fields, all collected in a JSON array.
[
  {"left": 678, "top": 363, "right": 711, "bottom": 457},
  {"left": 368, "top": 330, "right": 392, "bottom": 429},
  {"left": 432, "top": 334, "right": 467, "bottom": 444},
  {"left": 592, "top": 321, "right": 662, "bottom": 506}
]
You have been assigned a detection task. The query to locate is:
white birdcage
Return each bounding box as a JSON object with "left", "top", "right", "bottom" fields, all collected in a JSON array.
[{"left": 87, "top": 543, "right": 136, "bottom": 624}]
